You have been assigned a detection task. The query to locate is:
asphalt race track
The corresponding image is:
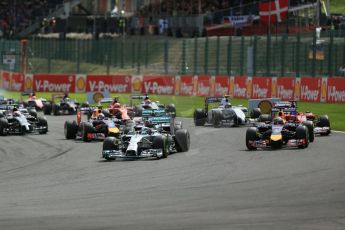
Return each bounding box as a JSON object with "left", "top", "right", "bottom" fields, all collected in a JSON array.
[{"left": 0, "top": 115, "right": 344, "bottom": 230}]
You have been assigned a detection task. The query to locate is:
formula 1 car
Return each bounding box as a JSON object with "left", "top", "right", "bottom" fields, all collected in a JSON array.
[
  {"left": 43, "top": 93, "right": 88, "bottom": 115},
  {"left": 98, "top": 98, "right": 133, "bottom": 121},
  {"left": 102, "top": 114, "right": 190, "bottom": 160},
  {"left": 194, "top": 96, "right": 250, "bottom": 127},
  {"left": 130, "top": 95, "right": 176, "bottom": 118},
  {"left": 64, "top": 107, "right": 121, "bottom": 142},
  {"left": 255, "top": 100, "right": 330, "bottom": 137},
  {"left": 0, "top": 104, "right": 48, "bottom": 135},
  {"left": 21, "top": 92, "right": 50, "bottom": 111},
  {"left": 246, "top": 117, "right": 309, "bottom": 150}
]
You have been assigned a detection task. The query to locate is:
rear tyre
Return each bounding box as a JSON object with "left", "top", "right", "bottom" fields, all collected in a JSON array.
[
  {"left": 175, "top": 129, "right": 190, "bottom": 152},
  {"left": 28, "top": 108, "right": 37, "bottom": 118},
  {"left": 37, "top": 117, "right": 48, "bottom": 134},
  {"left": 153, "top": 135, "right": 168, "bottom": 158},
  {"left": 212, "top": 110, "right": 222, "bottom": 128},
  {"left": 52, "top": 104, "right": 60, "bottom": 116},
  {"left": 81, "top": 123, "right": 93, "bottom": 142},
  {"left": 102, "top": 109, "right": 111, "bottom": 118},
  {"left": 43, "top": 103, "right": 52, "bottom": 115},
  {"left": 318, "top": 115, "right": 331, "bottom": 136},
  {"left": 258, "top": 114, "right": 271, "bottom": 122},
  {"left": 246, "top": 127, "right": 258, "bottom": 150},
  {"left": 296, "top": 125, "right": 309, "bottom": 149},
  {"left": 251, "top": 108, "right": 262, "bottom": 119},
  {"left": 134, "top": 105, "right": 143, "bottom": 117},
  {"left": 166, "top": 104, "right": 176, "bottom": 118},
  {"left": 64, "top": 120, "right": 78, "bottom": 139},
  {"left": 302, "top": 120, "right": 314, "bottom": 142},
  {"left": 194, "top": 109, "right": 206, "bottom": 126},
  {"left": 0, "top": 118, "right": 8, "bottom": 136}
]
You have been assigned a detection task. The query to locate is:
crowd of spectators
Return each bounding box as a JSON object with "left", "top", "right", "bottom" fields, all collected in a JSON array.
[{"left": 0, "top": 0, "right": 63, "bottom": 38}]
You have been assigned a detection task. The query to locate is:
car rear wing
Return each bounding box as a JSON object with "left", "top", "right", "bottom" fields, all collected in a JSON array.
[
  {"left": 130, "top": 95, "right": 147, "bottom": 106},
  {"left": 146, "top": 116, "right": 171, "bottom": 125},
  {"left": 142, "top": 108, "right": 167, "bottom": 117}
]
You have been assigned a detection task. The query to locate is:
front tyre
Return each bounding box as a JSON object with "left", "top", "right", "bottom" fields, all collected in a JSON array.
[
  {"left": 64, "top": 120, "right": 78, "bottom": 139},
  {"left": 246, "top": 127, "right": 258, "bottom": 150}
]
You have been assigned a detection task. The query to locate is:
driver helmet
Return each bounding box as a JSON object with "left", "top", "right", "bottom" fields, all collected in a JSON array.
[
  {"left": 273, "top": 117, "right": 284, "bottom": 125},
  {"left": 91, "top": 109, "right": 99, "bottom": 119},
  {"left": 98, "top": 113, "right": 105, "bottom": 120},
  {"left": 144, "top": 95, "right": 151, "bottom": 104},
  {"left": 113, "top": 102, "right": 121, "bottom": 108}
]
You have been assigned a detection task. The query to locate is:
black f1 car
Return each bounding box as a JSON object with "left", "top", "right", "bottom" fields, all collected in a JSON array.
[
  {"left": 64, "top": 107, "right": 121, "bottom": 142},
  {"left": 43, "top": 93, "right": 89, "bottom": 115},
  {"left": 246, "top": 117, "right": 309, "bottom": 150}
]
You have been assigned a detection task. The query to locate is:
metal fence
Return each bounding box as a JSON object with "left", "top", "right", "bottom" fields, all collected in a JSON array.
[{"left": 1, "top": 30, "right": 345, "bottom": 77}]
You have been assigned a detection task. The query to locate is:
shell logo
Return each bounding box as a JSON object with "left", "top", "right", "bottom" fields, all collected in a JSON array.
[
  {"left": 258, "top": 100, "right": 273, "bottom": 114},
  {"left": 321, "top": 78, "right": 327, "bottom": 101},
  {"left": 76, "top": 76, "right": 86, "bottom": 91},
  {"left": 25, "top": 76, "right": 32, "bottom": 90},
  {"left": 132, "top": 77, "right": 142, "bottom": 92},
  {"left": 93, "top": 92, "right": 105, "bottom": 103}
]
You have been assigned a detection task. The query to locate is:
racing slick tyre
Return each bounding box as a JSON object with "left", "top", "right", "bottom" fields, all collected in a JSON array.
[
  {"left": 246, "top": 127, "right": 258, "bottom": 150},
  {"left": 43, "top": 103, "right": 52, "bottom": 115},
  {"left": 52, "top": 104, "right": 60, "bottom": 116},
  {"left": 258, "top": 114, "right": 271, "bottom": 122},
  {"left": 213, "top": 110, "right": 222, "bottom": 128},
  {"left": 64, "top": 120, "right": 78, "bottom": 139},
  {"left": 81, "top": 123, "right": 93, "bottom": 142},
  {"left": 0, "top": 118, "right": 8, "bottom": 136},
  {"left": 166, "top": 104, "right": 176, "bottom": 118},
  {"left": 318, "top": 115, "right": 331, "bottom": 136},
  {"left": 28, "top": 108, "right": 38, "bottom": 118},
  {"left": 0, "top": 112, "right": 4, "bottom": 118},
  {"left": 194, "top": 109, "right": 206, "bottom": 126},
  {"left": 153, "top": 135, "right": 168, "bottom": 158},
  {"left": 134, "top": 105, "right": 143, "bottom": 117},
  {"left": 302, "top": 120, "right": 314, "bottom": 142},
  {"left": 296, "top": 125, "right": 309, "bottom": 149},
  {"left": 251, "top": 108, "right": 262, "bottom": 119},
  {"left": 37, "top": 117, "right": 48, "bottom": 134},
  {"left": 103, "top": 137, "right": 117, "bottom": 160},
  {"left": 175, "top": 129, "right": 190, "bottom": 152}
]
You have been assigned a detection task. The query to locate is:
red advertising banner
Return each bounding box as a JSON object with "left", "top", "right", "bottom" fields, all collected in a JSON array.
[
  {"left": 86, "top": 75, "right": 131, "bottom": 93},
  {"left": 251, "top": 77, "right": 272, "bottom": 99},
  {"left": 214, "top": 75, "right": 230, "bottom": 96},
  {"left": 196, "top": 75, "right": 211, "bottom": 96},
  {"left": 326, "top": 77, "right": 345, "bottom": 103},
  {"left": 300, "top": 77, "right": 321, "bottom": 102},
  {"left": 178, "top": 75, "right": 194, "bottom": 96},
  {"left": 1, "top": 71, "right": 11, "bottom": 90},
  {"left": 276, "top": 77, "right": 295, "bottom": 100},
  {"left": 33, "top": 74, "right": 75, "bottom": 92},
  {"left": 142, "top": 75, "right": 175, "bottom": 95},
  {"left": 233, "top": 76, "right": 248, "bottom": 99},
  {"left": 10, "top": 72, "right": 24, "bottom": 91}
]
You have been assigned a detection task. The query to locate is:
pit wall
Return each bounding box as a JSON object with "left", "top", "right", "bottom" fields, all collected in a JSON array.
[{"left": 1, "top": 71, "right": 344, "bottom": 104}]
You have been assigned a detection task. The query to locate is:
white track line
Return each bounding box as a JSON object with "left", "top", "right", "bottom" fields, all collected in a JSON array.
[{"left": 332, "top": 130, "right": 345, "bottom": 134}]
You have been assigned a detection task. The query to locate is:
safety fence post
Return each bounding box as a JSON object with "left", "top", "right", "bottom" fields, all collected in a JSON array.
[
  {"left": 328, "top": 30, "right": 334, "bottom": 77},
  {"left": 164, "top": 39, "right": 169, "bottom": 74},
  {"left": 312, "top": 30, "right": 316, "bottom": 77},
  {"left": 280, "top": 34, "right": 286, "bottom": 77},
  {"left": 120, "top": 39, "right": 124, "bottom": 69},
  {"left": 137, "top": 40, "right": 141, "bottom": 74},
  {"left": 132, "top": 40, "right": 136, "bottom": 69},
  {"left": 216, "top": 36, "right": 220, "bottom": 75},
  {"left": 253, "top": 36, "right": 257, "bottom": 76},
  {"left": 193, "top": 37, "right": 198, "bottom": 75},
  {"left": 240, "top": 35, "right": 244, "bottom": 76},
  {"left": 266, "top": 33, "right": 271, "bottom": 76},
  {"left": 181, "top": 39, "right": 186, "bottom": 75},
  {"left": 145, "top": 40, "right": 148, "bottom": 68},
  {"left": 227, "top": 36, "right": 232, "bottom": 76},
  {"left": 296, "top": 32, "right": 301, "bottom": 78},
  {"left": 204, "top": 36, "right": 209, "bottom": 74},
  {"left": 113, "top": 40, "right": 118, "bottom": 68},
  {"left": 76, "top": 40, "right": 80, "bottom": 74}
]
